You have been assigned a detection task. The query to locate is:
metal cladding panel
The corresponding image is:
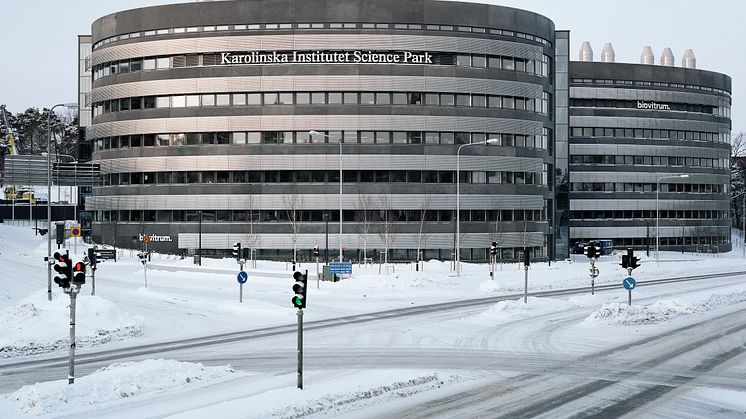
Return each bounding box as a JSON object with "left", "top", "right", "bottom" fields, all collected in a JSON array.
[
  {"left": 86, "top": 193, "right": 545, "bottom": 210},
  {"left": 88, "top": 115, "right": 545, "bottom": 138},
  {"left": 570, "top": 199, "right": 728, "bottom": 211},
  {"left": 570, "top": 144, "right": 729, "bottom": 159},
  {"left": 177, "top": 230, "right": 545, "bottom": 249},
  {"left": 569, "top": 116, "right": 725, "bottom": 132},
  {"left": 91, "top": 76, "right": 543, "bottom": 102},
  {"left": 569, "top": 171, "right": 727, "bottom": 184},
  {"left": 98, "top": 154, "right": 544, "bottom": 173},
  {"left": 90, "top": 34, "right": 545, "bottom": 66},
  {"left": 570, "top": 86, "right": 728, "bottom": 107},
  {"left": 571, "top": 225, "right": 728, "bottom": 239}
]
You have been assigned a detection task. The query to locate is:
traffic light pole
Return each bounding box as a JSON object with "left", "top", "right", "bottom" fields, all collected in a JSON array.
[
  {"left": 64, "top": 285, "right": 80, "bottom": 384},
  {"left": 297, "top": 308, "right": 303, "bottom": 390},
  {"left": 590, "top": 258, "right": 597, "bottom": 295},
  {"left": 315, "top": 255, "right": 320, "bottom": 289},
  {"left": 91, "top": 267, "right": 96, "bottom": 296},
  {"left": 523, "top": 265, "right": 529, "bottom": 304}
]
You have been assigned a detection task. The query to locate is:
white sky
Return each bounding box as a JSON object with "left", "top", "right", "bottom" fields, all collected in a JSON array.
[{"left": 1, "top": 0, "right": 744, "bottom": 133}]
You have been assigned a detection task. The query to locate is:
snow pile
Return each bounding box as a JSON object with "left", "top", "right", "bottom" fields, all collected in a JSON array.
[
  {"left": 464, "top": 297, "right": 579, "bottom": 323},
  {"left": 268, "top": 373, "right": 460, "bottom": 418},
  {"left": 0, "top": 290, "right": 144, "bottom": 358},
  {"left": 585, "top": 291, "right": 746, "bottom": 325},
  {"left": 0, "top": 360, "right": 244, "bottom": 417}
]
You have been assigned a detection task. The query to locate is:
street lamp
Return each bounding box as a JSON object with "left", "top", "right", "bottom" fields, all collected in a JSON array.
[
  {"left": 456, "top": 138, "right": 499, "bottom": 277},
  {"left": 308, "top": 131, "right": 343, "bottom": 262},
  {"left": 47, "top": 103, "right": 77, "bottom": 301},
  {"left": 656, "top": 174, "right": 689, "bottom": 263}
]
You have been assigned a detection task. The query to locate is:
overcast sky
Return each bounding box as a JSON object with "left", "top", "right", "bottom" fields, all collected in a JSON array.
[{"left": 1, "top": 0, "right": 743, "bottom": 133}]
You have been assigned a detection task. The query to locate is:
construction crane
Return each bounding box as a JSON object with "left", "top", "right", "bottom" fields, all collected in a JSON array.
[{"left": 0, "top": 104, "right": 17, "bottom": 156}]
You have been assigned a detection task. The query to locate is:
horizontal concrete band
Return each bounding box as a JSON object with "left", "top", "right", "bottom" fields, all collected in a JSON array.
[
  {"left": 570, "top": 87, "right": 731, "bottom": 107},
  {"left": 85, "top": 193, "right": 546, "bottom": 211},
  {"left": 569, "top": 116, "right": 728, "bottom": 132},
  {"left": 87, "top": 115, "right": 545, "bottom": 138},
  {"left": 91, "top": 75, "right": 544, "bottom": 103},
  {"left": 570, "top": 199, "right": 728, "bottom": 211},
  {"left": 175, "top": 231, "right": 546, "bottom": 249},
  {"left": 91, "top": 34, "right": 545, "bottom": 66},
  {"left": 570, "top": 225, "right": 729, "bottom": 239},
  {"left": 570, "top": 144, "right": 730, "bottom": 159},
  {"left": 96, "top": 154, "right": 545, "bottom": 173}
]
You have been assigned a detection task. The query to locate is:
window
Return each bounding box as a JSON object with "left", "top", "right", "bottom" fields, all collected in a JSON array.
[
  {"left": 246, "top": 93, "right": 261, "bottom": 105},
  {"left": 216, "top": 94, "right": 230, "bottom": 106},
  {"left": 186, "top": 95, "right": 200, "bottom": 107},
  {"left": 202, "top": 94, "right": 215, "bottom": 106},
  {"left": 232, "top": 93, "right": 246, "bottom": 105},
  {"left": 440, "top": 94, "right": 454, "bottom": 106},
  {"left": 456, "top": 54, "right": 471, "bottom": 66}
]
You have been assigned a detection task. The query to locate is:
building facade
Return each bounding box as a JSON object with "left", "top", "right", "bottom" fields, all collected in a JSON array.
[
  {"left": 86, "top": 0, "right": 556, "bottom": 261},
  {"left": 568, "top": 61, "right": 732, "bottom": 253}
]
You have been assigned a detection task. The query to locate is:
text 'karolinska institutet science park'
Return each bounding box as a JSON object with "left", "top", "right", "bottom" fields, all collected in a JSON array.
[{"left": 79, "top": 0, "right": 732, "bottom": 261}]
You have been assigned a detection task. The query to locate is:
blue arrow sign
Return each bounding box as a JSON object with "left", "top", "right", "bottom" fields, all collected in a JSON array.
[
  {"left": 623, "top": 276, "right": 636, "bottom": 290},
  {"left": 237, "top": 271, "right": 248, "bottom": 284}
]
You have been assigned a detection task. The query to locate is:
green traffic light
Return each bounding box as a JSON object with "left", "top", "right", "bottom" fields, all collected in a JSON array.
[{"left": 292, "top": 296, "right": 303, "bottom": 307}]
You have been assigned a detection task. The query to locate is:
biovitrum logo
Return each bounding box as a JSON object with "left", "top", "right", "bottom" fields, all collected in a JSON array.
[
  {"left": 637, "top": 101, "right": 671, "bottom": 110},
  {"left": 139, "top": 233, "right": 173, "bottom": 242}
]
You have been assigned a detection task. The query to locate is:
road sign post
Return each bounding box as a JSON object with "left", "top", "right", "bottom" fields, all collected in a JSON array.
[
  {"left": 523, "top": 248, "right": 531, "bottom": 304},
  {"left": 623, "top": 276, "right": 636, "bottom": 306},
  {"left": 237, "top": 271, "right": 248, "bottom": 303}
]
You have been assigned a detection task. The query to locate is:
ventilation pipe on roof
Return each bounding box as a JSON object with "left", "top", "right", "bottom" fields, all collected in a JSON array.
[
  {"left": 641, "top": 46, "right": 655, "bottom": 64},
  {"left": 579, "top": 41, "right": 594, "bottom": 61},
  {"left": 660, "top": 48, "right": 674, "bottom": 66},
  {"left": 600, "top": 42, "right": 615, "bottom": 62},
  {"left": 682, "top": 49, "right": 697, "bottom": 69}
]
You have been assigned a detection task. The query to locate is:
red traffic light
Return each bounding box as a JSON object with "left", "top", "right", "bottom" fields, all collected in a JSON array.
[{"left": 73, "top": 261, "right": 86, "bottom": 284}]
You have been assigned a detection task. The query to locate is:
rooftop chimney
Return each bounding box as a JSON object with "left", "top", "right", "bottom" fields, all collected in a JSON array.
[
  {"left": 579, "top": 41, "right": 594, "bottom": 62},
  {"left": 601, "top": 43, "right": 615, "bottom": 62},
  {"left": 660, "top": 48, "right": 674, "bottom": 66},
  {"left": 682, "top": 49, "right": 696, "bottom": 69},
  {"left": 641, "top": 46, "right": 655, "bottom": 65}
]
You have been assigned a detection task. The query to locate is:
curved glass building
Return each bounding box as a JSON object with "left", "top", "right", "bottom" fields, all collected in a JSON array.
[{"left": 86, "top": 0, "right": 556, "bottom": 261}]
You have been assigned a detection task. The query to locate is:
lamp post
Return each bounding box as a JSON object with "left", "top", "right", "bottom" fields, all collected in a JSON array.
[
  {"left": 456, "top": 139, "right": 499, "bottom": 277},
  {"left": 47, "top": 103, "right": 77, "bottom": 301},
  {"left": 656, "top": 174, "right": 689, "bottom": 263},
  {"left": 308, "top": 131, "right": 343, "bottom": 262}
]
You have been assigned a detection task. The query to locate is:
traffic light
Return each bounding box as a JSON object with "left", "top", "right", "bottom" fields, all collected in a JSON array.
[
  {"left": 291, "top": 271, "right": 307, "bottom": 309},
  {"left": 490, "top": 241, "right": 497, "bottom": 256},
  {"left": 53, "top": 251, "right": 71, "bottom": 288},
  {"left": 312, "top": 246, "right": 320, "bottom": 257},
  {"left": 232, "top": 242, "right": 241, "bottom": 260},
  {"left": 523, "top": 248, "right": 531, "bottom": 267},
  {"left": 55, "top": 223, "right": 65, "bottom": 246},
  {"left": 87, "top": 247, "right": 97, "bottom": 269},
  {"left": 73, "top": 262, "right": 86, "bottom": 285},
  {"left": 628, "top": 248, "right": 640, "bottom": 270},
  {"left": 584, "top": 242, "right": 598, "bottom": 259}
]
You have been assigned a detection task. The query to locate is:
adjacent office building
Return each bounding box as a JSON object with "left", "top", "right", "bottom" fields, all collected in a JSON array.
[{"left": 80, "top": 0, "right": 731, "bottom": 260}]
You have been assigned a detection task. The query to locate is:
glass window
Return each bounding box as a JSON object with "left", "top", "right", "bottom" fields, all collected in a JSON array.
[
  {"left": 172, "top": 95, "right": 186, "bottom": 107},
  {"left": 440, "top": 94, "right": 454, "bottom": 106},
  {"left": 232, "top": 93, "right": 246, "bottom": 105},
  {"left": 216, "top": 94, "right": 230, "bottom": 106},
  {"left": 278, "top": 92, "right": 293, "bottom": 104},
  {"left": 502, "top": 57, "right": 514, "bottom": 71},
  {"left": 456, "top": 54, "right": 471, "bottom": 66},
  {"left": 186, "top": 95, "right": 200, "bottom": 107},
  {"left": 264, "top": 93, "right": 278, "bottom": 105},
  {"left": 202, "top": 94, "right": 215, "bottom": 106},
  {"left": 143, "top": 58, "right": 156, "bottom": 70},
  {"left": 232, "top": 132, "right": 247, "bottom": 144},
  {"left": 425, "top": 93, "right": 439, "bottom": 106},
  {"left": 343, "top": 92, "right": 357, "bottom": 104},
  {"left": 328, "top": 92, "right": 343, "bottom": 104},
  {"left": 472, "top": 55, "right": 486, "bottom": 68},
  {"left": 488, "top": 96, "right": 501, "bottom": 108},
  {"left": 472, "top": 95, "right": 486, "bottom": 107},
  {"left": 456, "top": 94, "right": 470, "bottom": 106},
  {"left": 130, "top": 59, "right": 142, "bottom": 72},
  {"left": 392, "top": 93, "right": 407, "bottom": 105},
  {"left": 376, "top": 132, "right": 390, "bottom": 143},
  {"left": 311, "top": 92, "right": 325, "bottom": 104},
  {"left": 408, "top": 93, "right": 422, "bottom": 105},
  {"left": 143, "top": 96, "right": 156, "bottom": 109},
  {"left": 360, "top": 93, "right": 375, "bottom": 104},
  {"left": 156, "top": 57, "right": 170, "bottom": 69},
  {"left": 375, "top": 92, "right": 390, "bottom": 105},
  {"left": 246, "top": 93, "right": 261, "bottom": 105},
  {"left": 360, "top": 131, "right": 375, "bottom": 143}
]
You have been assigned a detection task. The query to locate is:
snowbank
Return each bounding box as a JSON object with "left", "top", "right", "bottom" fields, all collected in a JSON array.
[{"left": 463, "top": 296, "right": 579, "bottom": 323}]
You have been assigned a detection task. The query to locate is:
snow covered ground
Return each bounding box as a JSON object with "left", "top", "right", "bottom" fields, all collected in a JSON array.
[{"left": 0, "top": 223, "right": 745, "bottom": 417}]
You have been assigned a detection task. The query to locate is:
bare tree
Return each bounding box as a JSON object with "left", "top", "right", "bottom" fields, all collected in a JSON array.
[
  {"left": 414, "top": 195, "right": 433, "bottom": 268},
  {"left": 489, "top": 209, "right": 506, "bottom": 270},
  {"left": 284, "top": 186, "right": 304, "bottom": 263},
  {"left": 356, "top": 194, "right": 375, "bottom": 262},
  {"left": 731, "top": 132, "right": 746, "bottom": 157},
  {"left": 376, "top": 194, "right": 396, "bottom": 264},
  {"left": 242, "top": 194, "right": 260, "bottom": 268}
]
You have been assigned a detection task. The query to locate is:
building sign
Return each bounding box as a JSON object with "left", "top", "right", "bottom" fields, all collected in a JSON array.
[
  {"left": 220, "top": 50, "right": 433, "bottom": 65},
  {"left": 637, "top": 101, "right": 671, "bottom": 110},
  {"left": 139, "top": 233, "right": 173, "bottom": 242}
]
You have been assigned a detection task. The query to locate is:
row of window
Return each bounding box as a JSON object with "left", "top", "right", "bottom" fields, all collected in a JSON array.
[
  {"left": 91, "top": 90, "right": 552, "bottom": 118},
  {"left": 570, "top": 209, "right": 727, "bottom": 220},
  {"left": 94, "top": 130, "right": 552, "bottom": 151},
  {"left": 570, "top": 155, "right": 729, "bottom": 169},
  {"left": 93, "top": 22, "right": 552, "bottom": 50},
  {"left": 95, "top": 208, "right": 546, "bottom": 223},
  {"left": 575, "top": 236, "right": 728, "bottom": 248},
  {"left": 571, "top": 78, "right": 731, "bottom": 98},
  {"left": 570, "top": 182, "right": 727, "bottom": 194},
  {"left": 103, "top": 169, "right": 549, "bottom": 187},
  {"left": 92, "top": 51, "right": 552, "bottom": 80},
  {"left": 570, "top": 126, "right": 729, "bottom": 143},
  {"left": 571, "top": 98, "right": 719, "bottom": 116}
]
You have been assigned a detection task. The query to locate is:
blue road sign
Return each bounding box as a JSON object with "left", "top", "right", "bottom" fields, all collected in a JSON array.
[
  {"left": 237, "top": 271, "right": 248, "bottom": 284},
  {"left": 329, "top": 262, "right": 353, "bottom": 275},
  {"left": 623, "top": 276, "right": 636, "bottom": 290}
]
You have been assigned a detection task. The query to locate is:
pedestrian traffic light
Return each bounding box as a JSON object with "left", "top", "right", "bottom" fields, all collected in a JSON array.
[
  {"left": 55, "top": 223, "right": 65, "bottom": 246},
  {"left": 584, "top": 242, "right": 598, "bottom": 259},
  {"left": 87, "top": 247, "right": 97, "bottom": 269},
  {"left": 490, "top": 241, "right": 497, "bottom": 256},
  {"left": 232, "top": 242, "right": 241, "bottom": 260},
  {"left": 291, "top": 271, "right": 307, "bottom": 309},
  {"left": 73, "top": 262, "right": 86, "bottom": 285},
  {"left": 312, "top": 246, "right": 320, "bottom": 257},
  {"left": 523, "top": 248, "right": 531, "bottom": 267},
  {"left": 53, "top": 251, "right": 71, "bottom": 288}
]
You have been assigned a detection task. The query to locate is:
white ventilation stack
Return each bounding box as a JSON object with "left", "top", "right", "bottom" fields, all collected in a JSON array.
[
  {"left": 660, "top": 48, "right": 674, "bottom": 66},
  {"left": 641, "top": 46, "right": 655, "bottom": 64},
  {"left": 600, "top": 42, "right": 615, "bottom": 62},
  {"left": 579, "top": 41, "right": 594, "bottom": 62},
  {"left": 682, "top": 49, "right": 697, "bottom": 69}
]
